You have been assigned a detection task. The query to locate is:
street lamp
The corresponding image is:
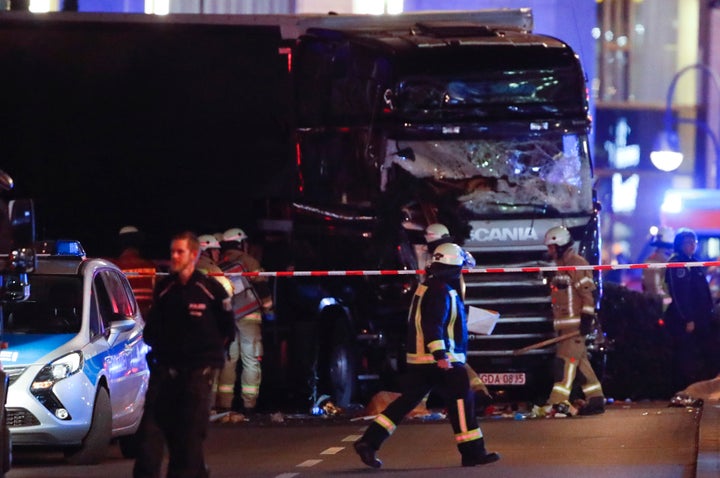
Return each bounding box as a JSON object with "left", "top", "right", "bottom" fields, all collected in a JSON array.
[{"left": 650, "top": 63, "right": 720, "bottom": 183}]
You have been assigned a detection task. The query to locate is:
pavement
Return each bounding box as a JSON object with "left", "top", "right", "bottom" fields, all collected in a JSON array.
[{"left": 697, "top": 400, "right": 720, "bottom": 478}]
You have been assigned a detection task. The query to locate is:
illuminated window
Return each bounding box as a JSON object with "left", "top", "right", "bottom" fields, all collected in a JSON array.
[
  {"left": 29, "top": 0, "right": 56, "bottom": 12},
  {"left": 145, "top": 0, "right": 169, "bottom": 15},
  {"left": 353, "top": 0, "right": 403, "bottom": 14}
]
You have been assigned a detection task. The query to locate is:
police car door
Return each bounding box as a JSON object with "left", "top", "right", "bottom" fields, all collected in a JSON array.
[{"left": 90, "top": 269, "right": 148, "bottom": 430}]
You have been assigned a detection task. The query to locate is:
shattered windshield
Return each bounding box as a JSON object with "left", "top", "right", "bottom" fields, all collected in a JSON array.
[{"left": 385, "top": 133, "right": 593, "bottom": 215}]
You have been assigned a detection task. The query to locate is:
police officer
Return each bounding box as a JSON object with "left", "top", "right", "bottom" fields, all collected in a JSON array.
[
  {"left": 218, "top": 227, "right": 273, "bottom": 415},
  {"left": 353, "top": 243, "right": 500, "bottom": 469},
  {"left": 133, "top": 231, "right": 235, "bottom": 478},
  {"left": 664, "top": 228, "right": 720, "bottom": 390},
  {"left": 544, "top": 225, "right": 605, "bottom": 415}
]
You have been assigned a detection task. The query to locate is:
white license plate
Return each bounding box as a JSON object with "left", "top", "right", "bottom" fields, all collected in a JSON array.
[{"left": 478, "top": 372, "right": 526, "bottom": 386}]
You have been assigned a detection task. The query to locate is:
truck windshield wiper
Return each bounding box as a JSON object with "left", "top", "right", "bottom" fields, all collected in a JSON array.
[{"left": 492, "top": 202, "right": 559, "bottom": 215}]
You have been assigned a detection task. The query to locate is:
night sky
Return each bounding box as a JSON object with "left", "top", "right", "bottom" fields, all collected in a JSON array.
[{"left": 0, "top": 16, "right": 295, "bottom": 258}]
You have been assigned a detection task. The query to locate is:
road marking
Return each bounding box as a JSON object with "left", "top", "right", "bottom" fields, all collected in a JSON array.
[
  {"left": 343, "top": 434, "right": 362, "bottom": 442},
  {"left": 321, "top": 447, "right": 345, "bottom": 455},
  {"left": 296, "top": 459, "right": 322, "bottom": 467}
]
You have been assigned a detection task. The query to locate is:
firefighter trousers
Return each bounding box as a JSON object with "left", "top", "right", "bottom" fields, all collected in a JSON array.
[
  {"left": 214, "top": 314, "right": 263, "bottom": 411},
  {"left": 360, "top": 363, "right": 488, "bottom": 458},
  {"left": 547, "top": 334, "right": 604, "bottom": 405}
]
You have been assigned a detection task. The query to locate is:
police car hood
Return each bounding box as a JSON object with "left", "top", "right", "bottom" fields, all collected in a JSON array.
[{"left": 1, "top": 333, "right": 78, "bottom": 366}]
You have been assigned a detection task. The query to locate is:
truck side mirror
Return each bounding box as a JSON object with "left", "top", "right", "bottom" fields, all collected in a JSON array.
[{"left": 8, "top": 199, "right": 36, "bottom": 247}]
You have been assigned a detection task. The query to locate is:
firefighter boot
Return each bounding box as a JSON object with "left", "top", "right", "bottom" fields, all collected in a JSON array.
[
  {"left": 354, "top": 440, "right": 382, "bottom": 469},
  {"left": 460, "top": 438, "right": 500, "bottom": 467}
]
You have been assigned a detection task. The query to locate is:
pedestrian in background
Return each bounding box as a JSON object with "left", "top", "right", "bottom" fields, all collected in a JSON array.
[
  {"left": 353, "top": 243, "right": 500, "bottom": 469},
  {"left": 642, "top": 227, "right": 674, "bottom": 316},
  {"left": 133, "top": 231, "right": 235, "bottom": 478},
  {"left": 543, "top": 225, "right": 605, "bottom": 416},
  {"left": 218, "top": 227, "right": 273, "bottom": 415},
  {"left": 664, "top": 228, "right": 720, "bottom": 390},
  {"left": 112, "top": 225, "right": 157, "bottom": 317}
]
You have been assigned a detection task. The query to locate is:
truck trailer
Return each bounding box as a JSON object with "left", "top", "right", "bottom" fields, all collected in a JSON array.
[{"left": 0, "top": 9, "right": 601, "bottom": 410}]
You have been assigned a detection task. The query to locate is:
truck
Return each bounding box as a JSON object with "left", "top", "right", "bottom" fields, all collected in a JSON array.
[
  {"left": 0, "top": 9, "right": 601, "bottom": 411},
  {"left": 256, "top": 9, "right": 602, "bottom": 408}
]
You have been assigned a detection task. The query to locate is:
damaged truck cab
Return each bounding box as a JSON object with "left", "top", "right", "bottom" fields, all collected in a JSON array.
[{"left": 264, "top": 10, "right": 601, "bottom": 408}]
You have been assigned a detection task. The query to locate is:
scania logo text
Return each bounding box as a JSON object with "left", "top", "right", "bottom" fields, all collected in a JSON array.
[{"left": 470, "top": 227, "right": 539, "bottom": 242}]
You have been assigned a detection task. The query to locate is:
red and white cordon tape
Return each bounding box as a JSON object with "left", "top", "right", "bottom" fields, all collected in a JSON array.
[{"left": 130, "top": 260, "right": 720, "bottom": 278}]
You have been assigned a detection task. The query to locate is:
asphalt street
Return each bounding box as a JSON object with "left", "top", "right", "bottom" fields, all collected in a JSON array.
[{"left": 6, "top": 400, "right": 719, "bottom": 478}]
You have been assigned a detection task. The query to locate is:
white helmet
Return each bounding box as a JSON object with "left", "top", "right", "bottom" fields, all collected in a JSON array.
[
  {"left": 222, "top": 227, "right": 248, "bottom": 244},
  {"left": 198, "top": 234, "right": 221, "bottom": 251},
  {"left": 432, "top": 243, "right": 464, "bottom": 266},
  {"left": 651, "top": 226, "right": 675, "bottom": 248},
  {"left": 119, "top": 225, "right": 140, "bottom": 236},
  {"left": 544, "top": 226, "right": 572, "bottom": 247},
  {"left": 425, "top": 223, "right": 450, "bottom": 243}
]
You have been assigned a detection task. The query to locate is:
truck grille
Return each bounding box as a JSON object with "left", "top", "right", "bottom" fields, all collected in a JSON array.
[{"left": 463, "top": 247, "right": 555, "bottom": 358}]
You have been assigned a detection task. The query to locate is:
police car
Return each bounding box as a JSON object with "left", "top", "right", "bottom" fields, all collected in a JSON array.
[{"left": 0, "top": 240, "right": 149, "bottom": 464}]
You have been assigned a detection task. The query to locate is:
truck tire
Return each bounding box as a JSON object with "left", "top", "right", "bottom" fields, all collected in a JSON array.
[
  {"left": 324, "top": 325, "right": 356, "bottom": 408},
  {"left": 64, "top": 387, "right": 112, "bottom": 465}
]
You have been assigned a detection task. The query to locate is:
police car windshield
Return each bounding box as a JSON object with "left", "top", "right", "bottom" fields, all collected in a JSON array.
[{"left": 2, "top": 275, "right": 82, "bottom": 334}]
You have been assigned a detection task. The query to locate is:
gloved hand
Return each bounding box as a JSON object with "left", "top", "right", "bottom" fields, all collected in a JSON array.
[{"left": 580, "top": 313, "right": 595, "bottom": 336}]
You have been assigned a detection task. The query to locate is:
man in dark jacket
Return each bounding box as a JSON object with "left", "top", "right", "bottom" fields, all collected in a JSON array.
[
  {"left": 134, "top": 231, "right": 235, "bottom": 478},
  {"left": 353, "top": 243, "right": 500, "bottom": 469},
  {"left": 665, "top": 228, "right": 720, "bottom": 390}
]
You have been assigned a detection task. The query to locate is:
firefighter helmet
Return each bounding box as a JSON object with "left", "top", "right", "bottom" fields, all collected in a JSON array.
[
  {"left": 650, "top": 226, "right": 675, "bottom": 249},
  {"left": 222, "top": 227, "right": 248, "bottom": 244},
  {"left": 198, "top": 234, "right": 221, "bottom": 251},
  {"left": 119, "top": 225, "right": 140, "bottom": 236},
  {"left": 425, "top": 223, "right": 450, "bottom": 243},
  {"left": 432, "top": 242, "right": 464, "bottom": 266},
  {"left": 544, "top": 226, "right": 572, "bottom": 247}
]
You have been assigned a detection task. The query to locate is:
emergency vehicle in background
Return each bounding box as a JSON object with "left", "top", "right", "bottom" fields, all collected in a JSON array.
[
  {"left": 660, "top": 188, "right": 720, "bottom": 298},
  {"left": 0, "top": 9, "right": 601, "bottom": 410}
]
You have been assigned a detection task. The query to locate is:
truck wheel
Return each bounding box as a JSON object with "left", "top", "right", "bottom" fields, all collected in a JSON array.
[
  {"left": 64, "top": 387, "right": 112, "bottom": 465},
  {"left": 326, "top": 329, "right": 356, "bottom": 408}
]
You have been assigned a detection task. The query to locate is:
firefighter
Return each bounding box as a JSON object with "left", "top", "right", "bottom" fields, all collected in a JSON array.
[
  {"left": 196, "top": 234, "right": 233, "bottom": 296},
  {"left": 353, "top": 243, "right": 500, "bottom": 469},
  {"left": 664, "top": 228, "right": 720, "bottom": 390},
  {"left": 197, "top": 234, "right": 235, "bottom": 413},
  {"left": 422, "top": 223, "right": 489, "bottom": 399},
  {"left": 218, "top": 227, "right": 273, "bottom": 415},
  {"left": 544, "top": 225, "right": 605, "bottom": 416},
  {"left": 113, "top": 225, "right": 157, "bottom": 317}
]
